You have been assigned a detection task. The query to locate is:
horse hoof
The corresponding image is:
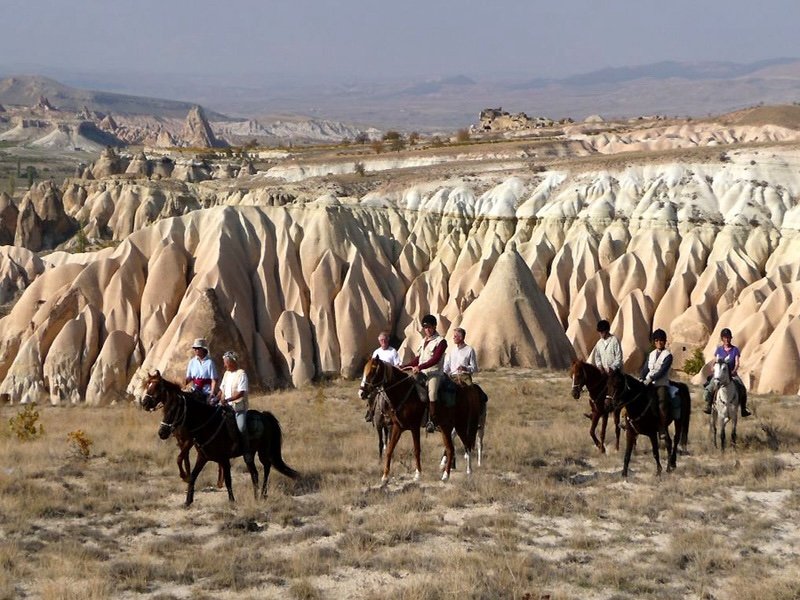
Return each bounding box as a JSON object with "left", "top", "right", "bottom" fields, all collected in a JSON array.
[
  {"left": 441, "top": 472, "right": 449, "bottom": 482},
  {"left": 380, "top": 476, "right": 389, "bottom": 488},
  {"left": 439, "top": 456, "right": 447, "bottom": 469},
  {"left": 413, "top": 470, "right": 421, "bottom": 482}
]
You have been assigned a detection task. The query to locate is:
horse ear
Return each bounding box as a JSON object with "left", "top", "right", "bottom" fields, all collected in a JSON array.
[{"left": 155, "top": 369, "right": 161, "bottom": 378}]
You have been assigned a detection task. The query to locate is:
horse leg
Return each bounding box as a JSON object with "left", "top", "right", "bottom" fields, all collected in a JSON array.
[
  {"left": 177, "top": 438, "right": 191, "bottom": 482},
  {"left": 720, "top": 415, "right": 727, "bottom": 453},
  {"left": 220, "top": 460, "right": 235, "bottom": 503},
  {"left": 649, "top": 433, "right": 662, "bottom": 477},
  {"left": 258, "top": 448, "right": 272, "bottom": 498},
  {"left": 381, "top": 426, "right": 403, "bottom": 486},
  {"left": 664, "top": 426, "right": 675, "bottom": 472},
  {"left": 613, "top": 410, "right": 621, "bottom": 452},
  {"left": 669, "top": 419, "right": 680, "bottom": 471},
  {"left": 185, "top": 454, "right": 209, "bottom": 507},
  {"left": 622, "top": 428, "right": 636, "bottom": 479},
  {"left": 599, "top": 412, "right": 609, "bottom": 454},
  {"left": 217, "top": 464, "right": 225, "bottom": 489},
  {"left": 377, "top": 425, "right": 384, "bottom": 459},
  {"left": 731, "top": 414, "right": 738, "bottom": 448},
  {"left": 589, "top": 410, "right": 604, "bottom": 453},
  {"left": 439, "top": 426, "right": 455, "bottom": 482}
]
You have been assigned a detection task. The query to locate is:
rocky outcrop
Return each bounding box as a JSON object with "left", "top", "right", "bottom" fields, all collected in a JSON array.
[
  {"left": 13, "top": 181, "right": 76, "bottom": 251},
  {"left": 181, "top": 105, "right": 224, "bottom": 148}
]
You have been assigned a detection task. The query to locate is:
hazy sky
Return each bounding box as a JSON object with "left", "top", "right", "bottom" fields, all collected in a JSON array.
[{"left": 3, "top": 0, "right": 799, "bottom": 83}]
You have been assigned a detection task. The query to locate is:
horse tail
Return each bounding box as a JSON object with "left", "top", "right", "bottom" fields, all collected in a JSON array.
[
  {"left": 679, "top": 383, "right": 691, "bottom": 449},
  {"left": 260, "top": 411, "right": 299, "bottom": 480}
]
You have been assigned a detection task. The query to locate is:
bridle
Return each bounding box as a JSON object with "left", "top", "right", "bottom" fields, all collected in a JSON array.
[
  {"left": 149, "top": 378, "right": 227, "bottom": 447},
  {"left": 606, "top": 373, "right": 652, "bottom": 434}
]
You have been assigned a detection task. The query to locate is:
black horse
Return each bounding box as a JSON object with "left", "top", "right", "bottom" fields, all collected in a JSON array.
[
  {"left": 605, "top": 371, "right": 691, "bottom": 478},
  {"left": 141, "top": 371, "right": 298, "bottom": 506}
]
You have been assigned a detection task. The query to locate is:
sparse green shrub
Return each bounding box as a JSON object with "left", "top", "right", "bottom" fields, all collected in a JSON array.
[
  {"left": 683, "top": 347, "right": 705, "bottom": 376},
  {"left": 8, "top": 405, "right": 44, "bottom": 441},
  {"left": 370, "top": 140, "right": 384, "bottom": 154},
  {"left": 67, "top": 429, "right": 93, "bottom": 459},
  {"left": 353, "top": 162, "right": 366, "bottom": 177}
]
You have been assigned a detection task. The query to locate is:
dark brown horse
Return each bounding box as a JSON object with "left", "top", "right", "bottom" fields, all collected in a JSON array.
[
  {"left": 141, "top": 371, "right": 298, "bottom": 506},
  {"left": 605, "top": 371, "right": 691, "bottom": 478},
  {"left": 570, "top": 359, "right": 621, "bottom": 453},
  {"left": 365, "top": 389, "right": 393, "bottom": 458},
  {"left": 359, "top": 358, "right": 485, "bottom": 485}
]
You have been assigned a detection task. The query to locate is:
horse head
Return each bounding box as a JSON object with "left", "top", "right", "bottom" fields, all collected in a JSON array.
[
  {"left": 713, "top": 358, "right": 731, "bottom": 387},
  {"left": 570, "top": 360, "right": 585, "bottom": 400},
  {"left": 604, "top": 369, "right": 628, "bottom": 411},
  {"left": 359, "top": 357, "right": 386, "bottom": 400},
  {"left": 141, "top": 370, "right": 165, "bottom": 411}
]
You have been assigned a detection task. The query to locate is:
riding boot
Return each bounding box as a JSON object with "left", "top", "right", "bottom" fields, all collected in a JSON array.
[
  {"left": 426, "top": 400, "right": 437, "bottom": 434},
  {"left": 659, "top": 407, "right": 669, "bottom": 439},
  {"left": 364, "top": 405, "right": 374, "bottom": 423},
  {"left": 740, "top": 386, "right": 751, "bottom": 417},
  {"left": 240, "top": 431, "right": 252, "bottom": 461}
]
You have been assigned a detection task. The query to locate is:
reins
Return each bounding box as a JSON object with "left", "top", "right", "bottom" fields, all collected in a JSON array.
[
  {"left": 362, "top": 361, "right": 422, "bottom": 430},
  {"left": 156, "top": 381, "right": 231, "bottom": 449}
]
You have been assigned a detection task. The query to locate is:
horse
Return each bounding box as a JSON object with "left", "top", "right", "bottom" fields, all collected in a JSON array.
[
  {"left": 570, "top": 359, "right": 621, "bottom": 453},
  {"left": 171, "top": 388, "right": 224, "bottom": 487},
  {"left": 710, "top": 358, "right": 739, "bottom": 451},
  {"left": 440, "top": 389, "right": 488, "bottom": 472},
  {"left": 605, "top": 371, "right": 691, "bottom": 478},
  {"left": 141, "top": 371, "right": 298, "bottom": 506},
  {"left": 359, "top": 358, "right": 485, "bottom": 485}
]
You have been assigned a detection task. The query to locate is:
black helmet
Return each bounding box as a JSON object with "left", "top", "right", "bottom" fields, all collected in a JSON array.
[
  {"left": 596, "top": 319, "right": 611, "bottom": 333},
  {"left": 720, "top": 328, "right": 732, "bottom": 339},
  {"left": 421, "top": 314, "right": 437, "bottom": 327},
  {"left": 651, "top": 329, "right": 667, "bottom": 342}
]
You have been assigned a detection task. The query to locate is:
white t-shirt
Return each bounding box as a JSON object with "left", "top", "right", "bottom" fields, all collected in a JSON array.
[
  {"left": 372, "top": 346, "right": 401, "bottom": 366},
  {"left": 220, "top": 369, "right": 249, "bottom": 412}
]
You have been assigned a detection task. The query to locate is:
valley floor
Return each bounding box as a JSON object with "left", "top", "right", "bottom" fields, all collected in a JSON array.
[{"left": 1, "top": 369, "right": 799, "bottom": 600}]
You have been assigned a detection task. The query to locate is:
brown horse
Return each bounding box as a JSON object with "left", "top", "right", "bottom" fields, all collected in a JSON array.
[
  {"left": 365, "top": 389, "right": 393, "bottom": 458},
  {"left": 141, "top": 371, "right": 298, "bottom": 506},
  {"left": 605, "top": 371, "right": 691, "bottom": 478},
  {"left": 570, "top": 359, "right": 621, "bottom": 453},
  {"left": 359, "top": 358, "right": 485, "bottom": 485}
]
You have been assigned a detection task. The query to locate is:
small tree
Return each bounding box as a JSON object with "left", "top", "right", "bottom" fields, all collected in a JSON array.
[
  {"left": 353, "top": 161, "right": 366, "bottom": 177},
  {"left": 389, "top": 136, "right": 406, "bottom": 152},
  {"left": 683, "top": 348, "right": 706, "bottom": 376},
  {"left": 408, "top": 131, "right": 420, "bottom": 145},
  {"left": 456, "top": 128, "right": 470, "bottom": 143},
  {"left": 371, "top": 140, "right": 384, "bottom": 154},
  {"left": 355, "top": 132, "right": 369, "bottom": 144},
  {"left": 382, "top": 130, "right": 401, "bottom": 142}
]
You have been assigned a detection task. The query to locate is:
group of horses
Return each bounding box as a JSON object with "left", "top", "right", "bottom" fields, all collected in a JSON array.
[
  {"left": 570, "top": 356, "right": 742, "bottom": 477},
  {"left": 140, "top": 355, "right": 742, "bottom": 506}
]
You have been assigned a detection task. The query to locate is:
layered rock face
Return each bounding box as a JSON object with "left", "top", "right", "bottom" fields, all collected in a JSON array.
[{"left": 3, "top": 146, "right": 800, "bottom": 403}]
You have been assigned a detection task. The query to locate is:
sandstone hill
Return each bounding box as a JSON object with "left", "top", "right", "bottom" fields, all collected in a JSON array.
[{"left": 3, "top": 114, "right": 800, "bottom": 403}]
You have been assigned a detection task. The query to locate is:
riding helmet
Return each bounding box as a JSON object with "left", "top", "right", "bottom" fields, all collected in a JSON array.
[{"left": 421, "top": 314, "right": 437, "bottom": 327}]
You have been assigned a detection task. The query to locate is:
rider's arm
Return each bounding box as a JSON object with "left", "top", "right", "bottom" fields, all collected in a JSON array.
[
  {"left": 648, "top": 354, "right": 673, "bottom": 382},
  {"left": 467, "top": 347, "right": 478, "bottom": 374},
  {"left": 402, "top": 355, "right": 420, "bottom": 369},
  {"left": 610, "top": 338, "right": 623, "bottom": 371}
]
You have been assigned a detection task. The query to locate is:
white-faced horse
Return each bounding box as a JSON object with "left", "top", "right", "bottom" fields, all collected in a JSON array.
[{"left": 710, "top": 358, "right": 739, "bottom": 451}]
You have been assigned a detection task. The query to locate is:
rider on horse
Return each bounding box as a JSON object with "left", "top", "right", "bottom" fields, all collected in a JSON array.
[
  {"left": 702, "top": 328, "right": 751, "bottom": 417},
  {"left": 364, "top": 332, "right": 401, "bottom": 422},
  {"left": 443, "top": 327, "right": 477, "bottom": 387},
  {"left": 640, "top": 328, "right": 673, "bottom": 439},
  {"left": 591, "top": 320, "right": 623, "bottom": 374},
  {"left": 215, "top": 350, "right": 252, "bottom": 459},
  {"left": 184, "top": 338, "right": 219, "bottom": 403},
  {"left": 401, "top": 314, "right": 447, "bottom": 434}
]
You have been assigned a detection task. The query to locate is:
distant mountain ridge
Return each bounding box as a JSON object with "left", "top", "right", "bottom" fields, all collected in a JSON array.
[{"left": 0, "top": 75, "right": 230, "bottom": 120}]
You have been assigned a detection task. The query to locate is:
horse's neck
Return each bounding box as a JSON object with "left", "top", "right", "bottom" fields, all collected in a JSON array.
[{"left": 583, "top": 364, "right": 607, "bottom": 397}]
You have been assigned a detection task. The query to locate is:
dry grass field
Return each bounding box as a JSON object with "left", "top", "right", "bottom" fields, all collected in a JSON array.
[{"left": 2, "top": 368, "right": 800, "bottom": 600}]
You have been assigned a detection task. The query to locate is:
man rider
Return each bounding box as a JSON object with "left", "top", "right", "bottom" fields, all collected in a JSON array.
[{"left": 402, "top": 314, "right": 447, "bottom": 434}]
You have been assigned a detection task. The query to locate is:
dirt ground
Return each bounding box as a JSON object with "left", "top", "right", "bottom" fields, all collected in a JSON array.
[{"left": 2, "top": 369, "right": 800, "bottom": 600}]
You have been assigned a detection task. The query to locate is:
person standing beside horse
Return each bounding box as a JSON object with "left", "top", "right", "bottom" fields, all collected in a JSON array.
[
  {"left": 703, "top": 328, "right": 751, "bottom": 417},
  {"left": 364, "top": 332, "right": 402, "bottom": 422},
  {"left": 401, "top": 314, "right": 447, "bottom": 434},
  {"left": 216, "top": 351, "right": 251, "bottom": 459},
  {"left": 443, "top": 327, "right": 477, "bottom": 387},
  {"left": 640, "top": 329, "right": 673, "bottom": 439},
  {"left": 184, "top": 338, "right": 219, "bottom": 404}
]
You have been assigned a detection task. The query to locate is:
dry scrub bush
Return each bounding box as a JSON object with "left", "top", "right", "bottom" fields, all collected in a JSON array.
[
  {"left": 66, "top": 429, "right": 93, "bottom": 458},
  {"left": 8, "top": 404, "right": 44, "bottom": 440}
]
